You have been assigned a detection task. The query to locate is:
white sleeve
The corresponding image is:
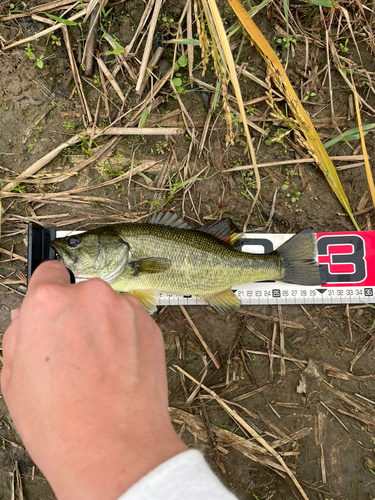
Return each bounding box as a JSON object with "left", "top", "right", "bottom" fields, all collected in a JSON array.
[{"left": 117, "top": 449, "right": 237, "bottom": 500}]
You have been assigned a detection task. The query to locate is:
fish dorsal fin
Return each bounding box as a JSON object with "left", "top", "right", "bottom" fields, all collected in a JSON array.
[
  {"left": 203, "top": 288, "right": 241, "bottom": 315},
  {"left": 129, "top": 257, "right": 171, "bottom": 275},
  {"left": 148, "top": 211, "right": 190, "bottom": 229},
  {"left": 197, "top": 219, "right": 243, "bottom": 246},
  {"left": 130, "top": 290, "right": 158, "bottom": 314}
]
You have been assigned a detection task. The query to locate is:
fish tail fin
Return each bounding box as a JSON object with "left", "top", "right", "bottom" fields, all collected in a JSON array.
[{"left": 277, "top": 228, "right": 323, "bottom": 286}]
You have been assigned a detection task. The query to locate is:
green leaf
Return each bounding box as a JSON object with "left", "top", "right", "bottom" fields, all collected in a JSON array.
[
  {"left": 298, "top": 0, "right": 336, "bottom": 7},
  {"left": 323, "top": 124, "right": 375, "bottom": 149},
  {"left": 105, "top": 47, "right": 124, "bottom": 55},
  {"left": 172, "top": 77, "right": 182, "bottom": 87},
  {"left": 44, "top": 12, "right": 79, "bottom": 25},
  {"left": 178, "top": 55, "right": 188, "bottom": 67},
  {"left": 139, "top": 108, "right": 150, "bottom": 127},
  {"left": 164, "top": 38, "right": 200, "bottom": 45}
]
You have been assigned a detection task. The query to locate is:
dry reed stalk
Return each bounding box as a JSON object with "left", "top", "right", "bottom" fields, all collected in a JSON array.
[
  {"left": 97, "top": 58, "right": 126, "bottom": 104},
  {"left": 124, "top": 0, "right": 155, "bottom": 55},
  {"left": 2, "top": 0, "right": 77, "bottom": 21},
  {"left": 4, "top": 8, "right": 88, "bottom": 50},
  {"left": 13, "top": 462, "right": 24, "bottom": 500},
  {"left": 1, "top": 134, "right": 84, "bottom": 192},
  {"left": 169, "top": 407, "right": 288, "bottom": 473},
  {"left": 350, "top": 330, "right": 375, "bottom": 372},
  {"left": 0, "top": 248, "right": 27, "bottom": 262},
  {"left": 41, "top": 138, "right": 118, "bottom": 185},
  {"left": 174, "top": 366, "right": 310, "bottom": 500},
  {"left": 83, "top": 0, "right": 101, "bottom": 22},
  {"left": 187, "top": 0, "right": 194, "bottom": 79},
  {"left": 350, "top": 73, "right": 375, "bottom": 210},
  {"left": 97, "top": 62, "right": 111, "bottom": 120},
  {"left": 268, "top": 322, "right": 277, "bottom": 383},
  {"left": 278, "top": 305, "right": 285, "bottom": 378},
  {"left": 186, "top": 358, "right": 209, "bottom": 405},
  {"left": 135, "top": 0, "right": 163, "bottom": 96},
  {"left": 246, "top": 350, "right": 307, "bottom": 365},
  {"left": 240, "top": 310, "right": 305, "bottom": 329},
  {"left": 320, "top": 401, "right": 350, "bottom": 433},
  {"left": 89, "top": 97, "right": 102, "bottom": 149},
  {"left": 179, "top": 305, "right": 220, "bottom": 369},
  {"left": 169, "top": 81, "right": 196, "bottom": 131},
  {"left": 223, "top": 155, "right": 365, "bottom": 173},
  {"left": 88, "top": 126, "right": 183, "bottom": 136},
  {"left": 31, "top": 14, "right": 55, "bottom": 26},
  {"left": 83, "top": 5, "right": 100, "bottom": 76},
  {"left": 137, "top": 46, "right": 165, "bottom": 98},
  {"left": 0, "top": 160, "right": 163, "bottom": 202},
  {"left": 231, "top": 384, "right": 269, "bottom": 403},
  {"left": 62, "top": 25, "right": 92, "bottom": 125}
]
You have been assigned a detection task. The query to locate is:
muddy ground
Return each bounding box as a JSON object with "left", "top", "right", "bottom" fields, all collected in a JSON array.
[{"left": 1, "top": 0, "right": 375, "bottom": 499}]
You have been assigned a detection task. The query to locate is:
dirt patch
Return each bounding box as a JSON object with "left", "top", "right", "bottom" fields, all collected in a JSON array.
[{"left": 1, "top": 1, "right": 375, "bottom": 499}]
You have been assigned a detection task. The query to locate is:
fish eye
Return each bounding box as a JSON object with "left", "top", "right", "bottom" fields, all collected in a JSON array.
[{"left": 67, "top": 236, "right": 80, "bottom": 247}]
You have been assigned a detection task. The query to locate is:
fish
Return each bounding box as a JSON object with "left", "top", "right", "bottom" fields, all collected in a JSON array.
[{"left": 50, "top": 212, "right": 323, "bottom": 315}]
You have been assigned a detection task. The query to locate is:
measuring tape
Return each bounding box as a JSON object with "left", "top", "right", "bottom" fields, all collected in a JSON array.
[
  {"left": 157, "top": 231, "right": 375, "bottom": 307},
  {"left": 28, "top": 225, "right": 375, "bottom": 306}
]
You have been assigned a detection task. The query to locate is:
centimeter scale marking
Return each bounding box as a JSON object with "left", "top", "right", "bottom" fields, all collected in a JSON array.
[{"left": 53, "top": 229, "right": 375, "bottom": 307}]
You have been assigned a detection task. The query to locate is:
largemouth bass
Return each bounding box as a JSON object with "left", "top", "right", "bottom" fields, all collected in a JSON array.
[{"left": 50, "top": 212, "right": 323, "bottom": 315}]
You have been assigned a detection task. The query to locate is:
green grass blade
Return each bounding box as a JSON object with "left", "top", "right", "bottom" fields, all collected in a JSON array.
[
  {"left": 298, "top": 0, "right": 336, "bottom": 7},
  {"left": 323, "top": 124, "right": 375, "bottom": 149},
  {"left": 164, "top": 38, "right": 201, "bottom": 45},
  {"left": 44, "top": 12, "right": 79, "bottom": 25}
]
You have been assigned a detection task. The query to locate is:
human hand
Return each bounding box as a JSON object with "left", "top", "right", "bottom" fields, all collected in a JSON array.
[{"left": 1, "top": 261, "right": 187, "bottom": 500}]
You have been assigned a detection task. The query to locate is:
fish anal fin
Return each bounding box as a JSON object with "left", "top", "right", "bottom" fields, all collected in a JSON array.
[
  {"left": 129, "top": 257, "right": 171, "bottom": 274},
  {"left": 198, "top": 219, "right": 243, "bottom": 246},
  {"left": 148, "top": 211, "right": 190, "bottom": 229},
  {"left": 130, "top": 290, "right": 158, "bottom": 314},
  {"left": 203, "top": 289, "right": 241, "bottom": 315}
]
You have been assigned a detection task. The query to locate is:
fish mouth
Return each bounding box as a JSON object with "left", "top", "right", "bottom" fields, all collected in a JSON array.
[{"left": 49, "top": 241, "right": 78, "bottom": 264}]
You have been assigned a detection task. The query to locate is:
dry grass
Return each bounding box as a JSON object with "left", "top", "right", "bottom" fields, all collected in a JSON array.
[{"left": 1, "top": 0, "right": 375, "bottom": 498}]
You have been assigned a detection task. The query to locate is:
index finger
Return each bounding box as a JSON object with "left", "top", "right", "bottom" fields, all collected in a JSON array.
[{"left": 28, "top": 261, "right": 71, "bottom": 293}]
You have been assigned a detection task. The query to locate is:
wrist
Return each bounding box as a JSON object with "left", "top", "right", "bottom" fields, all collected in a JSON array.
[{"left": 49, "top": 419, "right": 188, "bottom": 500}]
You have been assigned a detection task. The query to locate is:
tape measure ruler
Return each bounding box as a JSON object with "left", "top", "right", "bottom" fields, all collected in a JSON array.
[{"left": 28, "top": 224, "right": 375, "bottom": 307}]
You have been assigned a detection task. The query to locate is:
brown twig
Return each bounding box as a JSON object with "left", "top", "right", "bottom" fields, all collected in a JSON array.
[
  {"left": 97, "top": 57, "right": 126, "bottom": 104},
  {"left": 179, "top": 305, "right": 220, "bottom": 369},
  {"left": 137, "top": 46, "right": 164, "bottom": 99},
  {"left": 62, "top": 25, "right": 92, "bottom": 125},
  {"left": 83, "top": 5, "right": 100, "bottom": 76},
  {"left": 135, "top": 0, "right": 163, "bottom": 96}
]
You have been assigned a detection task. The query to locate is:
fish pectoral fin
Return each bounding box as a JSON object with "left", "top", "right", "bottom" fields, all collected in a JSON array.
[
  {"left": 130, "top": 290, "right": 158, "bottom": 314},
  {"left": 203, "top": 289, "right": 241, "bottom": 316},
  {"left": 129, "top": 257, "right": 171, "bottom": 275}
]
